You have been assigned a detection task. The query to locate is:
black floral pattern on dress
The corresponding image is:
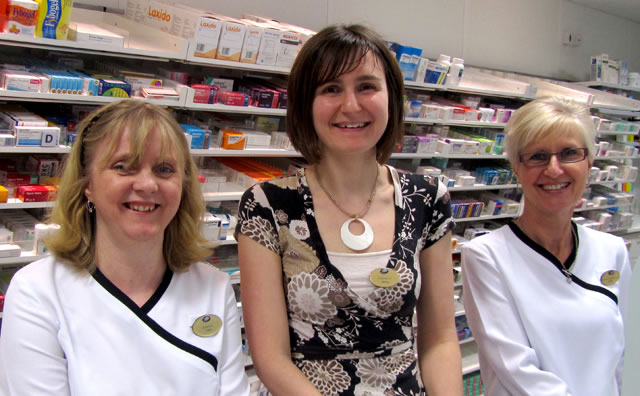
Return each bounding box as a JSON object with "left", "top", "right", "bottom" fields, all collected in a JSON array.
[{"left": 236, "top": 166, "right": 453, "bottom": 395}]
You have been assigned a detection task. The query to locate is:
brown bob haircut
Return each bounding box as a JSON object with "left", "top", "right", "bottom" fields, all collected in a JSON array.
[
  {"left": 46, "top": 100, "right": 212, "bottom": 273},
  {"left": 287, "top": 24, "right": 405, "bottom": 164}
]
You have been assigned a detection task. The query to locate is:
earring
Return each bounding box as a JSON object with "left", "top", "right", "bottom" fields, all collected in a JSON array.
[{"left": 86, "top": 200, "right": 95, "bottom": 213}]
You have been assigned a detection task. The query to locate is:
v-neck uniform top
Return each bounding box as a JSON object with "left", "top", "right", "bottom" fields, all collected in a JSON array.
[
  {"left": 236, "top": 165, "right": 454, "bottom": 395},
  {"left": 461, "top": 222, "right": 631, "bottom": 396},
  {"left": 0, "top": 256, "right": 249, "bottom": 396}
]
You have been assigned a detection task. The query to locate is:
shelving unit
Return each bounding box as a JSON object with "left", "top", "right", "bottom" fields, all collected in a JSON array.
[{"left": 1, "top": 10, "right": 638, "bottom": 390}]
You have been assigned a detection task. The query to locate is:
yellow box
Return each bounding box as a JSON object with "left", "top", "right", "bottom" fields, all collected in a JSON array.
[
  {"left": 0, "top": 186, "right": 8, "bottom": 203},
  {"left": 36, "top": 0, "right": 74, "bottom": 39}
]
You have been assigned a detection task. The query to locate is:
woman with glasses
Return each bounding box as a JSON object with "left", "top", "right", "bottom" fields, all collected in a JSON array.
[{"left": 461, "top": 96, "right": 631, "bottom": 395}]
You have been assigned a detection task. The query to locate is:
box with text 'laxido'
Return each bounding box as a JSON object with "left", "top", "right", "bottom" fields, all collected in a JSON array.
[{"left": 214, "top": 15, "right": 247, "bottom": 62}]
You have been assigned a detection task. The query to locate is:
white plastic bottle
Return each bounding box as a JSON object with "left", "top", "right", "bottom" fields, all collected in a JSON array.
[{"left": 447, "top": 57, "right": 465, "bottom": 86}]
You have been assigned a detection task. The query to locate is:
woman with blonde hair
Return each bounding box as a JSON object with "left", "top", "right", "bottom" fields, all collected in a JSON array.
[
  {"left": 0, "top": 100, "right": 249, "bottom": 395},
  {"left": 462, "top": 96, "right": 631, "bottom": 395}
]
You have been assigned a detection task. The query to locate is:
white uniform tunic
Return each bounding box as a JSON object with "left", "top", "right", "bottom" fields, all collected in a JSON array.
[
  {"left": 0, "top": 256, "right": 249, "bottom": 396},
  {"left": 462, "top": 222, "right": 631, "bottom": 396}
]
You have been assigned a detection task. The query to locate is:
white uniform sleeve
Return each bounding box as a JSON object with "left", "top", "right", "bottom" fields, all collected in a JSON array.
[
  {"left": 461, "top": 242, "right": 571, "bottom": 396},
  {"left": 218, "top": 280, "right": 250, "bottom": 396},
  {"left": 0, "top": 271, "right": 71, "bottom": 395},
  {"left": 616, "top": 241, "right": 632, "bottom": 390}
]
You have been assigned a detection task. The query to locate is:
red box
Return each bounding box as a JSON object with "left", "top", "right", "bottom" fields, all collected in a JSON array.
[
  {"left": 16, "top": 185, "right": 49, "bottom": 202},
  {"left": 0, "top": 292, "right": 4, "bottom": 312},
  {"left": 191, "top": 84, "right": 219, "bottom": 104},
  {"left": 218, "top": 91, "right": 249, "bottom": 106}
]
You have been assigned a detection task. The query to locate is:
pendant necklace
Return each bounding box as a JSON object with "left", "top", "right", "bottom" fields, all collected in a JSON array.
[
  {"left": 315, "top": 165, "right": 378, "bottom": 251},
  {"left": 559, "top": 226, "right": 578, "bottom": 284}
]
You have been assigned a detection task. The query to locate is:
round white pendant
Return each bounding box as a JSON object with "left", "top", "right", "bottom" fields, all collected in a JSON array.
[{"left": 340, "top": 218, "right": 374, "bottom": 251}]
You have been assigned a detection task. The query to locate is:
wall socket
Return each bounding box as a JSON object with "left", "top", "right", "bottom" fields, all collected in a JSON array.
[{"left": 562, "top": 31, "right": 582, "bottom": 46}]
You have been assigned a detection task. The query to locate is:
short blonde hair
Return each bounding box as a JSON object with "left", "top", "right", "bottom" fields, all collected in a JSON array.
[
  {"left": 47, "top": 100, "right": 212, "bottom": 273},
  {"left": 505, "top": 96, "right": 596, "bottom": 167}
]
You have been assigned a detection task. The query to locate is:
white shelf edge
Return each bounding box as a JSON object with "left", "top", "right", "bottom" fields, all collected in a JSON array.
[
  {"left": 0, "top": 90, "right": 185, "bottom": 107},
  {"left": 594, "top": 155, "right": 639, "bottom": 160},
  {"left": 390, "top": 152, "right": 507, "bottom": 160},
  {"left": 190, "top": 148, "right": 301, "bottom": 157},
  {"left": 577, "top": 80, "right": 640, "bottom": 95},
  {"left": 459, "top": 337, "right": 475, "bottom": 345},
  {"left": 0, "top": 200, "right": 56, "bottom": 209},
  {"left": 462, "top": 362, "right": 481, "bottom": 375},
  {"left": 596, "top": 130, "right": 638, "bottom": 136},
  {"left": 0, "top": 252, "right": 47, "bottom": 266},
  {"left": 0, "top": 146, "right": 71, "bottom": 154},
  {"left": 0, "top": 33, "right": 184, "bottom": 61},
  {"left": 449, "top": 184, "right": 519, "bottom": 192},
  {"left": 454, "top": 213, "right": 518, "bottom": 223},
  {"left": 574, "top": 203, "right": 630, "bottom": 213},
  {"left": 405, "top": 117, "right": 506, "bottom": 129}
]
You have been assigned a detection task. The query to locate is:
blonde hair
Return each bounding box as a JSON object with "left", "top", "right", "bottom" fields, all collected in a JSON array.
[
  {"left": 46, "top": 100, "right": 212, "bottom": 272},
  {"left": 505, "top": 96, "right": 596, "bottom": 167}
]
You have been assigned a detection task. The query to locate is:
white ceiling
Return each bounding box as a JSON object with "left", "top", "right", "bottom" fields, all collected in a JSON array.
[{"left": 572, "top": 0, "right": 640, "bottom": 24}]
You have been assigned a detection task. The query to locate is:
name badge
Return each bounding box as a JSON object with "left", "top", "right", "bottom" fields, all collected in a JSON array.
[
  {"left": 192, "top": 314, "right": 222, "bottom": 337},
  {"left": 369, "top": 268, "right": 399, "bottom": 288},
  {"left": 600, "top": 270, "right": 620, "bottom": 287}
]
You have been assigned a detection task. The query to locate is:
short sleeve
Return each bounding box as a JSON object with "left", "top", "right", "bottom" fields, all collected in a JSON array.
[
  {"left": 421, "top": 176, "right": 454, "bottom": 251},
  {"left": 234, "top": 182, "right": 281, "bottom": 255}
]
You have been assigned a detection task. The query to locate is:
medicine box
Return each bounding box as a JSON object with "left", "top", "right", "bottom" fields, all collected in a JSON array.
[
  {"left": 218, "top": 129, "right": 246, "bottom": 150},
  {"left": 68, "top": 22, "right": 128, "bottom": 47},
  {"left": 216, "top": 17, "right": 247, "bottom": 62}
]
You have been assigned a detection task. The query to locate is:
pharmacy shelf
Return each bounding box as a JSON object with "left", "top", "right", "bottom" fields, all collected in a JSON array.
[
  {"left": 185, "top": 53, "right": 290, "bottom": 75},
  {"left": 0, "top": 200, "right": 56, "bottom": 209},
  {"left": 449, "top": 184, "right": 519, "bottom": 192},
  {"left": 461, "top": 340, "right": 480, "bottom": 375},
  {"left": 0, "top": 252, "right": 47, "bottom": 267},
  {"left": 404, "top": 81, "right": 535, "bottom": 100},
  {"left": 390, "top": 152, "right": 507, "bottom": 160},
  {"left": 576, "top": 81, "right": 640, "bottom": 95},
  {"left": 0, "top": 89, "right": 185, "bottom": 107},
  {"left": 454, "top": 213, "right": 518, "bottom": 223},
  {"left": 459, "top": 337, "right": 475, "bottom": 345},
  {"left": 594, "top": 155, "right": 639, "bottom": 161},
  {"left": 574, "top": 203, "right": 629, "bottom": 213},
  {"left": 405, "top": 117, "right": 506, "bottom": 129},
  {"left": 0, "top": 32, "right": 186, "bottom": 62},
  {"left": 214, "top": 236, "right": 237, "bottom": 246},
  {"left": 589, "top": 179, "right": 635, "bottom": 187},
  {"left": 596, "top": 130, "right": 638, "bottom": 136},
  {"left": 185, "top": 102, "right": 287, "bottom": 115},
  {"left": 203, "top": 191, "right": 244, "bottom": 202},
  {"left": 455, "top": 301, "right": 465, "bottom": 317},
  {"left": 0, "top": 146, "right": 71, "bottom": 154},
  {"left": 190, "top": 148, "right": 301, "bottom": 157}
]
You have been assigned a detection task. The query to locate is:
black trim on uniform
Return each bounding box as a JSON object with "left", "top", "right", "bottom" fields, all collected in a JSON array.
[
  {"left": 141, "top": 268, "right": 173, "bottom": 314},
  {"left": 508, "top": 221, "right": 618, "bottom": 305},
  {"left": 92, "top": 268, "right": 219, "bottom": 371}
]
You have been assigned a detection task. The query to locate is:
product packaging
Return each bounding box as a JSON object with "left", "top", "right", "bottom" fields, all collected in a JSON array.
[{"left": 35, "top": 0, "right": 74, "bottom": 40}]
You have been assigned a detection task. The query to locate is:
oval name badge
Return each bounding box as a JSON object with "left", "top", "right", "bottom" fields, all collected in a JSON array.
[
  {"left": 369, "top": 268, "right": 399, "bottom": 288},
  {"left": 192, "top": 314, "right": 222, "bottom": 337},
  {"left": 600, "top": 270, "right": 620, "bottom": 287}
]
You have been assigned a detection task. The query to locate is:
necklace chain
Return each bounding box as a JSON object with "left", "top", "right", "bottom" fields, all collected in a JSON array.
[
  {"left": 315, "top": 165, "right": 379, "bottom": 219},
  {"left": 559, "top": 226, "right": 578, "bottom": 283}
]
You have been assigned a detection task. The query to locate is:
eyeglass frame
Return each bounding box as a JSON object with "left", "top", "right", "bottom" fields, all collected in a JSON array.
[{"left": 518, "top": 147, "right": 589, "bottom": 167}]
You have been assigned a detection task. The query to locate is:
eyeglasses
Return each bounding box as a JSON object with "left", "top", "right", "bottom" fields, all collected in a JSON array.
[{"left": 519, "top": 147, "right": 588, "bottom": 167}]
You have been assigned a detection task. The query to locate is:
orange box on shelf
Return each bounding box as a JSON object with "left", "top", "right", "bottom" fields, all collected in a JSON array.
[
  {"left": 16, "top": 185, "right": 49, "bottom": 202},
  {"left": 220, "top": 129, "right": 247, "bottom": 150},
  {"left": 0, "top": 185, "right": 7, "bottom": 203}
]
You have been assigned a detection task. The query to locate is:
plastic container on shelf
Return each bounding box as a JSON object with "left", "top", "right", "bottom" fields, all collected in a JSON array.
[{"left": 447, "top": 57, "right": 465, "bottom": 86}]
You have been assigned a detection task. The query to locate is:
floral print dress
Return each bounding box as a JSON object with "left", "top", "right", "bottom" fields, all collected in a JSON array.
[{"left": 236, "top": 165, "right": 453, "bottom": 396}]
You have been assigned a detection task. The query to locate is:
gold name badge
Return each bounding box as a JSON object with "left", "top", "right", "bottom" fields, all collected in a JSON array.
[
  {"left": 192, "top": 314, "right": 222, "bottom": 337},
  {"left": 369, "top": 268, "right": 399, "bottom": 288},
  {"left": 600, "top": 270, "right": 620, "bottom": 287}
]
